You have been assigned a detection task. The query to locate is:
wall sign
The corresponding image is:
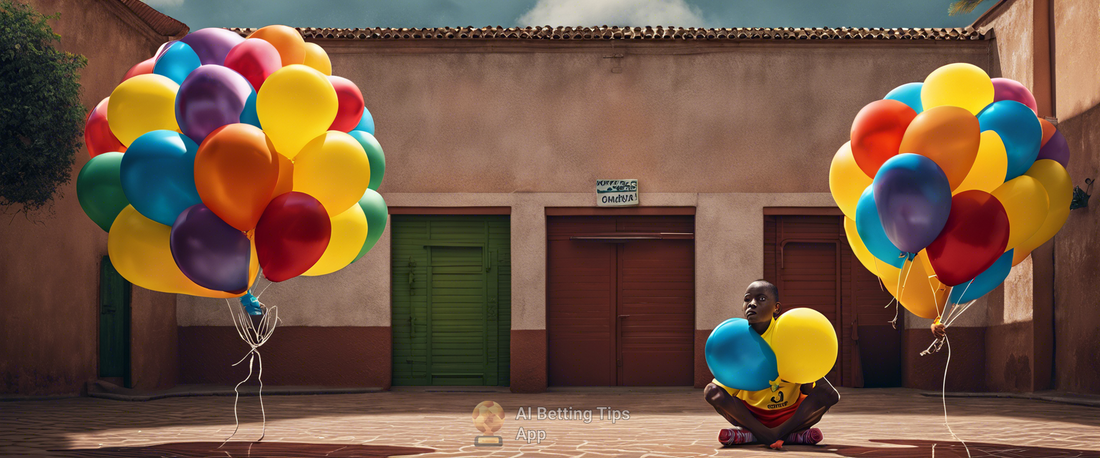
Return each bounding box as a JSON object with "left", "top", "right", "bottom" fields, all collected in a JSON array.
[{"left": 596, "top": 179, "right": 638, "bottom": 207}]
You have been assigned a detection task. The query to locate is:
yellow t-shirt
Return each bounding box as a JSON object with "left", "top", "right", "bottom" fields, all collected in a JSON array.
[{"left": 711, "top": 318, "right": 809, "bottom": 411}]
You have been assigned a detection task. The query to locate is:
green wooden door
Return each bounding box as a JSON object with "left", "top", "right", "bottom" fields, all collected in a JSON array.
[
  {"left": 99, "top": 256, "right": 131, "bottom": 386},
  {"left": 392, "top": 216, "right": 510, "bottom": 386}
]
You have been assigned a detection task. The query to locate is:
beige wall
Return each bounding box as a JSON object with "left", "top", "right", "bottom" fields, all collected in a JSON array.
[
  {"left": 0, "top": 0, "right": 181, "bottom": 394},
  {"left": 1054, "top": 0, "right": 1100, "bottom": 120}
]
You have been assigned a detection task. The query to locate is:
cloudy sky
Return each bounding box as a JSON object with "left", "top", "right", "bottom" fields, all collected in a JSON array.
[{"left": 142, "top": 0, "right": 996, "bottom": 30}]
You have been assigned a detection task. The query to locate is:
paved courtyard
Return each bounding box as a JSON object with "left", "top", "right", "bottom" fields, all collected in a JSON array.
[{"left": 2, "top": 387, "right": 1099, "bottom": 457}]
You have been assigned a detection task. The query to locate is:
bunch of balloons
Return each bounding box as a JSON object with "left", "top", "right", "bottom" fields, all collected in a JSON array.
[
  {"left": 77, "top": 26, "right": 389, "bottom": 300},
  {"left": 705, "top": 309, "right": 838, "bottom": 390},
  {"left": 831, "top": 63, "right": 1072, "bottom": 319}
]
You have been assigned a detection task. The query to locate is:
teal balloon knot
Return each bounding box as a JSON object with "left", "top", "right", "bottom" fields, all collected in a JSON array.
[
  {"left": 906, "top": 252, "right": 917, "bottom": 261},
  {"left": 239, "top": 292, "right": 262, "bottom": 316}
]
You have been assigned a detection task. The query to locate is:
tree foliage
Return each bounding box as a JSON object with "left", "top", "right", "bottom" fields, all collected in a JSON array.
[
  {"left": 949, "top": 0, "right": 991, "bottom": 16},
  {"left": 0, "top": 0, "right": 87, "bottom": 214}
]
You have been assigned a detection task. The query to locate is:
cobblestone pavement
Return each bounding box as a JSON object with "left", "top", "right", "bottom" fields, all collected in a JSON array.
[{"left": 2, "top": 388, "right": 1100, "bottom": 457}]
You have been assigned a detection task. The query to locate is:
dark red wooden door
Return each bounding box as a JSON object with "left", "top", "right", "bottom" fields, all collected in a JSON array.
[
  {"left": 548, "top": 216, "right": 694, "bottom": 386},
  {"left": 765, "top": 214, "right": 901, "bottom": 387}
]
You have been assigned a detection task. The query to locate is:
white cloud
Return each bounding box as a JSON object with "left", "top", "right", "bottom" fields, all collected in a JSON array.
[
  {"left": 142, "top": 0, "right": 185, "bottom": 9},
  {"left": 518, "top": 0, "right": 710, "bottom": 27}
]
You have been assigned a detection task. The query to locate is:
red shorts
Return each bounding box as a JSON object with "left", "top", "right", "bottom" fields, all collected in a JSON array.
[{"left": 743, "top": 394, "right": 805, "bottom": 428}]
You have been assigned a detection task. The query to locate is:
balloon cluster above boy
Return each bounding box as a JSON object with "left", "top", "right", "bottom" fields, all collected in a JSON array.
[
  {"left": 830, "top": 63, "right": 1072, "bottom": 319},
  {"left": 78, "top": 26, "right": 389, "bottom": 297}
]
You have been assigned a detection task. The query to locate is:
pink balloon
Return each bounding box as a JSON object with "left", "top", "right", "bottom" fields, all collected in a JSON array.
[
  {"left": 224, "top": 39, "right": 282, "bottom": 92},
  {"left": 991, "top": 78, "right": 1038, "bottom": 114}
]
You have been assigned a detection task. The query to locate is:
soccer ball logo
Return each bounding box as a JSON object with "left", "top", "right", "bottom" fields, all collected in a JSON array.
[{"left": 472, "top": 400, "right": 505, "bottom": 435}]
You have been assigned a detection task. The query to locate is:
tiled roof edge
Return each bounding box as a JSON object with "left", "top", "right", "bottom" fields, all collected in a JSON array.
[
  {"left": 119, "top": 0, "right": 189, "bottom": 37},
  {"left": 228, "top": 26, "right": 988, "bottom": 41}
]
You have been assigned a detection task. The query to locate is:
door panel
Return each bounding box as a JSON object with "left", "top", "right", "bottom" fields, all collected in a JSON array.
[
  {"left": 548, "top": 216, "right": 695, "bottom": 386},
  {"left": 547, "top": 239, "right": 616, "bottom": 386},
  {"left": 99, "top": 256, "right": 131, "bottom": 386},
  {"left": 429, "top": 246, "right": 489, "bottom": 385},
  {"left": 619, "top": 240, "right": 694, "bottom": 386},
  {"left": 778, "top": 241, "right": 842, "bottom": 385}
]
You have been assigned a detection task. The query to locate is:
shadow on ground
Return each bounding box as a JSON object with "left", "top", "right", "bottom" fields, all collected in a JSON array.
[
  {"left": 826, "top": 439, "right": 1097, "bottom": 457},
  {"left": 54, "top": 441, "right": 433, "bottom": 457}
]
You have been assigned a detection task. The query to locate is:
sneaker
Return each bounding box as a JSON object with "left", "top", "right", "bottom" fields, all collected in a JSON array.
[
  {"left": 718, "top": 427, "right": 754, "bottom": 446},
  {"left": 785, "top": 427, "right": 823, "bottom": 445}
]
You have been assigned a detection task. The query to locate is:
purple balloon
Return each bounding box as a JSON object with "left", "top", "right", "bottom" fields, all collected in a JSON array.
[
  {"left": 171, "top": 204, "right": 251, "bottom": 293},
  {"left": 176, "top": 65, "right": 253, "bottom": 144},
  {"left": 1038, "top": 130, "right": 1070, "bottom": 168},
  {"left": 992, "top": 78, "right": 1038, "bottom": 114},
  {"left": 873, "top": 154, "right": 953, "bottom": 253},
  {"left": 180, "top": 28, "right": 245, "bottom": 65}
]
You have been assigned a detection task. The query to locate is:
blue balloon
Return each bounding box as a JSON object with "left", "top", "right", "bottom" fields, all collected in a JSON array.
[
  {"left": 884, "top": 82, "right": 923, "bottom": 114},
  {"left": 855, "top": 187, "right": 906, "bottom": 268},
  {"left": 120, "top": 131, "right": 203, "bottom": 226},
  {"left": 240, "top": 91, "right": 262, "bottom": 129},
  {"left": 873, "top": 154, "right": 952, "bottom": 253},
  {"left": 153, "top": 41, "right": 201, "bottom": 85},
  {"left": 948, "top": 250, "right": 1013, "bottom": 304},
  {"left": 705, "top": 318, "right": 778, "bottom": 391},
  {"left": 354, "top": 107, "right": 375, "bottom": 135},
  {"left": 977, "top": 100, "right": 1042, "bottom": 181}
]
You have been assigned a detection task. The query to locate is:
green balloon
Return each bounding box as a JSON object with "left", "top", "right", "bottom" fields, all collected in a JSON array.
[
  {"left": 349, "top": 130, "right": 385, "bottom": 191},
  {"left": 77, "top": 153, "right": 130, "bottom": 232},
  {"left": 352, "top": 188, "right": 388, "bottom": 263}
]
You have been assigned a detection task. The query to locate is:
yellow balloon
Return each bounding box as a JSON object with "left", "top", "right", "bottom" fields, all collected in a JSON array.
[
  {"left": 880, "top": 252, "right": 948, "bottom": 319},
  {"left": 293, "top": 131, "right": 371, "bottom": 216},
  {"left": 108, "top": 206, "right": 255, "bottom": 298},
  {"left": 1012, "top": 160, "right": 1072, "bottom": 265},
  {"left": 770, "top": 308, "right": 838, "bottom": 384},
  {"left": 830, "top": 142, "right": 872, "bottom": 220},
  {"left": 107, "top": 74, "right": 180, "bottom": 147},
  {"left": 991, "top": 175, "right": 1049, "bottom": 251},
  {"left": 955, "top": 131, "right": 1009, "bottom": 194},
  {"left": 921, "top": 63, "right": 994, "bottom": 115},
  {"left": 302, "top": 204, "right": 368, "bottom": 276},
  {"left": 257, "top": 65, "right": 338, "bottom": 158},
  {"left": 303, "top": 42, "right": 332, "bottom": 75},
  {"left": 844, "top": 217, "right": 887, "bottom": 276}
]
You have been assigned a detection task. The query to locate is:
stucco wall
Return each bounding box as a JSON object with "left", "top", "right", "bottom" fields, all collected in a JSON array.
[
  {"left": 1053, "top": 0, "right": 1100, "bottom": 120},
  {"left": 0, "top": 0, "right": 180, "bottom": 394}
]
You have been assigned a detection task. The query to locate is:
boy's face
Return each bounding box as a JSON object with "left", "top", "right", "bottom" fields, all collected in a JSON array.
[{"left": 743, "top": 282, "right": 780, "bottom": 324}]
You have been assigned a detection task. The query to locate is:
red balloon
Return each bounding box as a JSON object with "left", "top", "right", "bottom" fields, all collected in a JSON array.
[
  {"left": 121, "top": 57, "right": 155, "bottom": 82},
  {"left": 328, "top": 75, "right": 365, "bottom": 132},
  {"left": 926, "top": 190, "right": 1010, "bottom": 286},
  {"left": 850, "top": 99, "right": 917, "bottom": 178},
  {"left": 85, "top": 97, "right": 126, "bottom": 158},
  {"left": 224, "top": 38, "right": 283, "bottom": 92},
  {"left": 255, "top": 192, "right": 331, "bottom": 282}
]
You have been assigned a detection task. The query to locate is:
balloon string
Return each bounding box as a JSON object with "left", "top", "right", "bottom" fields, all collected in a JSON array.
[
  {"left": 932, "top": 336, "right": 972, "bottom": 458},
  {"left": 219, "top": 296, "right": 279, "bottom": 447},
  {"left": 889, "top": 257, "right": 914, "bottom": 329}
]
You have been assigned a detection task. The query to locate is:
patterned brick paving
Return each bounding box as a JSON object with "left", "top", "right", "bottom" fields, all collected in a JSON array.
[{"left": 1, "top": 388, "right": 1099, "bottom": 457}]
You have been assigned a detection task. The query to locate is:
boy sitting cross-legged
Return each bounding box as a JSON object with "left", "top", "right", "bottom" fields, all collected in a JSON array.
[{"left": 703, "top": 280, "right": 840, "bottom": 450}]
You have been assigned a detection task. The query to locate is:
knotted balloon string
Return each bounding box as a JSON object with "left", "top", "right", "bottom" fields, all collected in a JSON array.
[
  {"left": 219, "top": 292, "right": 279, "bottom": 447},
  {"left": 921, "top": 278, "right": 975, "bottom": 357}
]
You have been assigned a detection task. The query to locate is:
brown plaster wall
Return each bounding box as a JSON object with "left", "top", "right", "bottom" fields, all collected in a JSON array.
[
  {"left": 903, "top": 328, "right": 986, "bottom": 392},
  {"left": 178, "top": 327, "right": 391, "bottom": 388},
  {"left": 327, "top": 41, "right": 991, "bottom": 196},
  {"left": 130, "top": 289, "right": 178, "bottom": 389},
  {"left": 695, "top": 330, "right": 713, "bottom": 389},
  {"left": 510, "top": 329, "right": 546, "bottom": 393},
  {"left": 1053, "top": 0, "right": 1100, "bottom": 120},
  {"left": 0, "top": 0, "right": 180, "bottom": 395},
  {"left": 1052, "top": 102, "right": 1100, "bottom": 393},
  {"left": 985, "top": 321, "right": 1034, "bottom": 392}
]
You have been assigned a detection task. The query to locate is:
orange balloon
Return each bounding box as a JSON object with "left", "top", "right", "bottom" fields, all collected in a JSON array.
[
  {"left": 1039, "top": 118, "right": 1056, "bottom": 147},
  {"left": 195, "top": 124, "right": 280, "bottom": 231},
  {"left": 898, "top": 106, "right": 981, "bottom": 190},
  {"left": 248, "top": 25, "right": 306, "bottom": 67},
  {"left": 272, "top": 151, "right": 294, "bottom": 199}
]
